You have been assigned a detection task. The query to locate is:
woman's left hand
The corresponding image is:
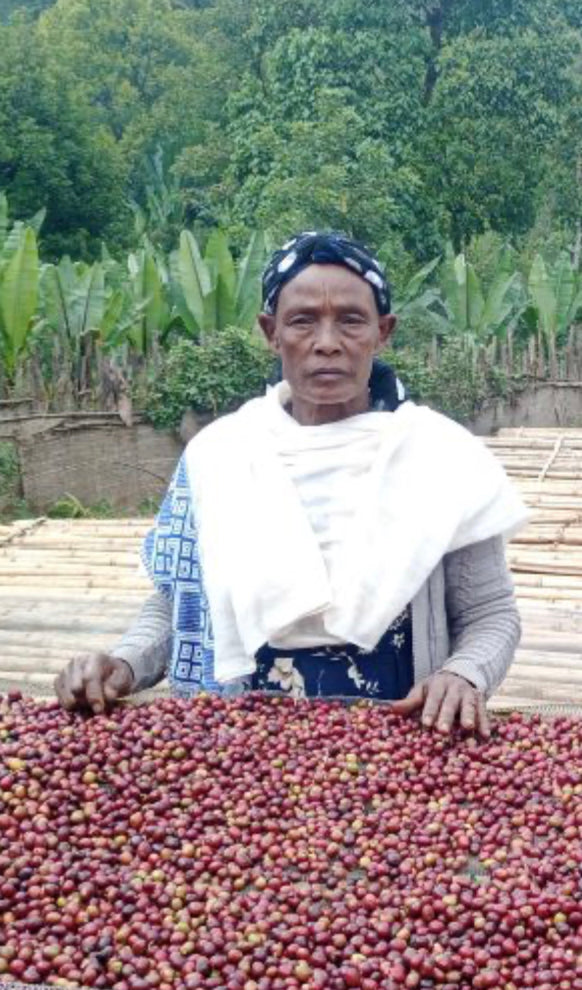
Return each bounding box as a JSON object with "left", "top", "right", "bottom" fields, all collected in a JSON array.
[{"left": 390, "top": 671, "right": 490, "bottom": 738}]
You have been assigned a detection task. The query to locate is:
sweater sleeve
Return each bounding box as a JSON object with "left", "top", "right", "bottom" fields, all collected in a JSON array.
[
  {"left": 443, "top": 535, "right": 521, "bottom": 696},
  {"left": 111, "top": 591, "right": 173, "bottom": 692}
]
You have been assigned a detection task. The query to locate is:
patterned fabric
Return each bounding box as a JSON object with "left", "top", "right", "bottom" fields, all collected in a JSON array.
[
  {"left": 262, "top": 231, "right": 391, "bottom": 316},
  {"left": 142, "top": 360, "right": 408, "bottom": 697},
  {"left": 252, "top": 607, "right": 413, "bottom": 701},
  {"left": 142, "top": 456, "right": 221, "bottom": 697}
]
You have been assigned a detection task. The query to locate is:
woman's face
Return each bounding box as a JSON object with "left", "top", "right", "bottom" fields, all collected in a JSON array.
[{"left": 259, "top": 264, "right": 396, "bottom": 424}]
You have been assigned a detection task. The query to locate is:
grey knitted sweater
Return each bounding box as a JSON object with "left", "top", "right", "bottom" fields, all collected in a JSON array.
[{"left": 113, "top": 535, "right": 520, "bottom": 698}]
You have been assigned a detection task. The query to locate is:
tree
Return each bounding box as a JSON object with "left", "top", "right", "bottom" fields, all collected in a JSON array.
[
  {"left": 422, "top": 26, "right": 582, "bottom": 247},
  {"left": 39, "top": 0, "right": 252, "bottom": 200},
  {"left": 0, "top": 0, "right": 55, "bottom": 22},
  {"left": 0, "top": 16, "right": 128, "bottom": 258},
  {"left": 220, "top": 18, "right": 440, "bottom": 254}
]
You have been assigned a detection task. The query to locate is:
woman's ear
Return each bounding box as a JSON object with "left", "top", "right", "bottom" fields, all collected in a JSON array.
[
  {"left": 377, "top": 314, "right": 397, "bottom": 351},
  {"left": 258, "top": 313, "right": 280, "bottom": 353}
]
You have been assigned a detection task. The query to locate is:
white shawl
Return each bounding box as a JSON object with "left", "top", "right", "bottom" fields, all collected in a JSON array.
[{"left": 185, "top": 384, "right": 528, "bottom": 683}]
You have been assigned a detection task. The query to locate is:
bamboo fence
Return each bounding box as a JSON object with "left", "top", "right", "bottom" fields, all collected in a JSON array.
[{"left": 1, "top": 429, "right": 582, "bottom": 709}]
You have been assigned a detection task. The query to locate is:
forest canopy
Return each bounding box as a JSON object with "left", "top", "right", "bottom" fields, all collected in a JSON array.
[{"left": 0, "top": 0, "right": 580, "bottom": 262}]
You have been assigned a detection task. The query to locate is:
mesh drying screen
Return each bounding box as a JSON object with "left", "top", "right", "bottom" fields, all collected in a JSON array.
[{"left": 1, "top": 679, "right": 581, "bottom": 717}]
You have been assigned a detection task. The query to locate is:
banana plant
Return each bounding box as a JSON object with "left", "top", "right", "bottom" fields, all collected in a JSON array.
[
  {"left": 234, "top": 230, "right": 269, "bottom": 330},
  {"left": 171, "top": 229, "right": 267, "bottom": 339},
  {"left": 126, "top": 245, "right": 170, "bottom": 356},
  {"left": 527, "top": 252, "right": 582, "bottom": 372},
  {"left": 41, "top": 258, "right": 109, "bottom": 394},
  {"left": 427, "top": 243, "right": 524, "bottom": 357},
  {"left": 0, "top": 226, "right": 40, "bottom": 380},
  {"left": 392, "top": 256, "right": 441, "bottom": 318},
  {"left": 0, "top": 195, "right": 45, "bottom": 264}
]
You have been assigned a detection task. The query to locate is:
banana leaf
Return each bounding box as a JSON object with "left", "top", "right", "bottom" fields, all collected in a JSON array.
[
  {"left": 1, "top": 221, "right": 25, "bottom": 264},
  {"left": 205, "top": 229, "right": 236, "bottom": 302},
  {"left": 178, "top": 230, "right": 211, "bottom": 334},
  {"left": 393, "top": 256, "right": 440, "bottom": 312},
  {"left": 100, "top": 289, "right": 127, "bottom": 346},
  {"left": 441, "top": 246, "right": 468, "bottom": 332},
  {"left": 553, "top": 252, "right": 576, "bottom": 338},
  {"left": 41, "top": 262, "right": 73, "bottom": 345},
  {"left": 480, "top": 267, "right": 523, "bottom": 335},
  {"left": 0, "top": 227, "right": 39, "bottom": 376},
  {"left": 567, "top": 284, "right": 582, "bottom": 325},
  {"left": 235, "top": 230, "right": 266, "bottom": 330},
  {"left": 528, "top": 254, "right": 557, "bottom": 342},
  {"left": 27, "top": 207, "right": 46, "bottom": 236},
  {"left": 202, "top": 285, "right": 218, "bottom": 335},
  {"left": 0, "top": 194, "right": 8, "bottom": 251},
  {"left": 128, "top": 250, "right": 169, "bottom": 355},
  {"left": 466, "top": 263, "right": 484, "bottom": 331},
  {"left": 75, "top": 263, "right": 106, "bottom": 340},
  {"left": 215, "top": 273, "right": 236, "bottom": 331},
  {"left": 167, "top": 287, "right": 199, "bottom": 340}
]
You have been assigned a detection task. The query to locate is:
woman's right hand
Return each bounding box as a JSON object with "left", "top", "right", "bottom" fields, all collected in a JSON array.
[{"left": 54, "top": 653, "right": 134, "bottom": 714}]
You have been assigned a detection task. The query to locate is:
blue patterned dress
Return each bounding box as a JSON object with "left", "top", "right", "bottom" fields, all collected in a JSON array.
[{"left": 251, "top": 610, "right": 413, "bottom": 701}]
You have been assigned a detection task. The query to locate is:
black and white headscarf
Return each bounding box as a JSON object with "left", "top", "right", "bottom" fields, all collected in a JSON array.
[{"left": 262, "top": 231, "right": 391, "bottom": 316}]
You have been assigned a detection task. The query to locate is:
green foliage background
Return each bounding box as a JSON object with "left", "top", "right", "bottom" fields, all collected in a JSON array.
[
  {"left": 0, "top": 0, "right": 580, "bottom": 261},
  {"left": 1, "top": 0, "right": 582, "bottom": 438}
]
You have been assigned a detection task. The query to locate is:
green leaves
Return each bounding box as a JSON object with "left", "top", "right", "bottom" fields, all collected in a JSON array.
[
  {"left": 235, "top": 230, "right": 266, "bottom": 331},
  {"left": 528, "top": 252, "right": 582, "bottom": 353},
  {"left": 0, "top": 227, "right": 39, "bottom": 378},
  {"left": 178, "top": 230, "right": 212, "bottom": 335},
  {"left": 175, "top": 229, "right": 267, "bottom": 338},
  {"left": 42, "top": 259, "right": 107, "bottom": 345},
  {"left": 0, "top": 194, "right": 8, "bottom": 250},
  {"left": 143, "top": 327, "right": 276, "bottom": 428},
  {"left": 127, "top": 247, "right": 169, "bottom": 355},
  {"left": 436, "top": 243, "right": 524, "bottom": 345}
]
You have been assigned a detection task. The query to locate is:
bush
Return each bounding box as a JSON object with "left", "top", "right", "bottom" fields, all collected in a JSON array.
[
  {"left": 388, "top": 340, "right": 511, "bottom": 424},
  {"left": 0, "top": 441, "right": 22, "bottom": 516},
  {"left": 143, "top": 326, "right": 276, "bottom": 430}
]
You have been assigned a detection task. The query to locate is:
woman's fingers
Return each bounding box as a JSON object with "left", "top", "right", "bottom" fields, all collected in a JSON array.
[
  {"left": 54, "top": 664, "right": 78, "bottom": 710},
  {"left": 103, "top": 660, "right": 134, "bottom": 703},
  {"left": 476, "top": 692, "right": 491, "bottom": 739},
  {"left": 83, "top": 656, "right": 109, "bottom": 713},
  {"left": 54, "top": 654, "right": 133, "bottom": 713},
  {"left": 390, "top": 682, "right": 426, "bottom": 714},
  {"left": 421, "top": 675, "right": 452, "bottom": 731},
  {"left": 453, "top": 679, "right": 490, "bottom": 738},
  {"left": 394, "top": 672, "right": 489, "bottom": 738},
  {"left": 459, "top": 684, "right": 478, "bottom": 731}
]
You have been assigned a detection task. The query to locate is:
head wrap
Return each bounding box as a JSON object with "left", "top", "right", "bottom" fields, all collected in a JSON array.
[{"left": 262, "top": 231, "right": 391, "bottom": 316}]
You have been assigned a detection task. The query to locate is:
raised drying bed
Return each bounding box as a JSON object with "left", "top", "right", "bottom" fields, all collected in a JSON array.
[{"left": 0, "top": 692, "right": 581, "bottom": 989}]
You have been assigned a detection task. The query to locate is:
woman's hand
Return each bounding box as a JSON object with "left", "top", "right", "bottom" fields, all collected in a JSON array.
[
  {"left": 54, "top": 653, "right": 134, "bottom": 714},
  {"left": 391, "top": 671, "right": 490, "bottom": 738}
]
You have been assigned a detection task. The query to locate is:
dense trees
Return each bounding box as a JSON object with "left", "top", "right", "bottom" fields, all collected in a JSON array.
[
  {"left": 0, "top": 15, "right": 127, "bottom": 257},
  {"left": 0, "top": 0, "right": 580, "bottom": 260}
]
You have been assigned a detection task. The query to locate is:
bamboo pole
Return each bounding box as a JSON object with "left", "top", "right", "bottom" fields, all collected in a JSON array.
[
  {"left": 0, "top": 575, "right": 151, "bottom": 588},
  {"left": 0, "top": 589, "right": 145, "bottom": 604},
  {"left": 0, "top": 627, "right": 128, "bottom": 644}
]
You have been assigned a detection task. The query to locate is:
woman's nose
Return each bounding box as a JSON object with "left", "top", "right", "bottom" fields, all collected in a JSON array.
[{"left": 313, "top": 321, "right": 341, "bottom": 352}]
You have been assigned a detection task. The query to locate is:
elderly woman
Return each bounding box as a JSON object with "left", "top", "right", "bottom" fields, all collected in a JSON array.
[{"left": 56, "top": 232, "right": 527, "bottom": 736}]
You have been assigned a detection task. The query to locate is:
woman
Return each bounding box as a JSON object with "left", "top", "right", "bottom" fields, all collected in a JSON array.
[{"left": 56, "top": 232, "right": 527, "bottom": 736}]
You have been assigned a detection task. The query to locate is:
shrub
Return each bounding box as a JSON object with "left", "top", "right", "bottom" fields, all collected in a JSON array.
[
  {"left": 388, "top": 340, "right": 512, "bottom": 424},
  {"left": 143, "top": 326, "right": 276, "bottom": 430},
  {"left": 0, "top": 441, "right": 22, "bottom": 515}
]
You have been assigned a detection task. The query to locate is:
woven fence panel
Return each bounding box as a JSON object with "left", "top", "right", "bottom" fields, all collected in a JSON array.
[{"left": 18, "top": 423, "right": 182, "bottom": 513}]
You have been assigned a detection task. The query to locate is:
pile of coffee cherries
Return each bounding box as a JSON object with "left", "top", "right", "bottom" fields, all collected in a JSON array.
[{"left": 0, "top": 691, "right": 581, "bottom": 990}]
